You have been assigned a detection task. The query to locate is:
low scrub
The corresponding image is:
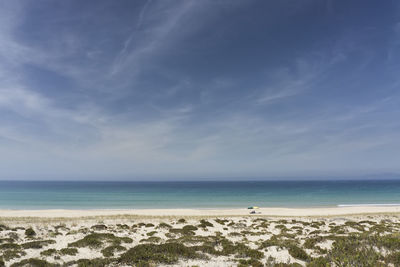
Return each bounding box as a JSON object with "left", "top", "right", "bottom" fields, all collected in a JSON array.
[
  {"left": 22, "top": 240, "right": 56, "bottom": 249},
  {"left": 25, "top": 228, "right": 36, "bottom": 237},
  {"left": 119, "top": 242, "right": 202, "bottom": 265},
  {"left": 198, "top": 219, "right": 213, "bottom": 228},
  {"left": 288, "top": 244, "right": 309, "bottom": 261},
  {"left": 101, "top": 245, "right": 126, "bottom": 257},
  {"left": 11, "top": 258, "right": 57, "bottom": 267},
  {"left": 60, "top": 248, "right": 78, "bottom": 256},
  {"left": 68, "top": 233, "right": 132, "bottom": 248},
  {"left": 157, "top": 222, "right": 172, "bottom": 229},
  {"left": 1, "top": 249, "right": 26, "bottom": 261}
]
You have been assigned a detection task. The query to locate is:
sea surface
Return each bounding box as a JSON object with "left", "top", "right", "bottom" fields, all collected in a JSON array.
[{"left": 0, "top": 180, "right": 400, "bottom": 209}]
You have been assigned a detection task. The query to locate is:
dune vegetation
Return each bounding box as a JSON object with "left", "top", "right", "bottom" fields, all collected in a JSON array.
[{"left": 1, "top": 216, "right": 400, "bottom": 266}]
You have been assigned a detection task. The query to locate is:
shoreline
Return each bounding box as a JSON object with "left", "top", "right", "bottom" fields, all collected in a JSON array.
[{"left": 2, "top": 205, "right": 400, "bottom": 218}]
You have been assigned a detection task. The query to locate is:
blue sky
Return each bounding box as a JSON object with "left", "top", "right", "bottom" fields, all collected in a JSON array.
[{"left": 0, "top": 0, "right": 399, "bottom": 180}]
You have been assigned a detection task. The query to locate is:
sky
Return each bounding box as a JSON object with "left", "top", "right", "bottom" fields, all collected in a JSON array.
[{"left": 0, "top": 0, "right": 399, "bottom": 180}]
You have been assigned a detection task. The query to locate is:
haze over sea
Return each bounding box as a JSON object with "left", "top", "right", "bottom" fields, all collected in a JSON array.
[{"left": 1, "top": 180, "right": 400, "bottom": 210}]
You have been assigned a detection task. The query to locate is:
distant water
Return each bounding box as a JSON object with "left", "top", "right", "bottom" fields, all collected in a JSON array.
[{"left": 0, "top": 180, "right": 400, "bottom": 209}]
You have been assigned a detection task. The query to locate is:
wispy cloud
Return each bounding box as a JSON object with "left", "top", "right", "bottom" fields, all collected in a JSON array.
[
  {"left": 110, "top": 0, "right": 198, "bottom": 77},
  {"left": 137, "top": 0, "right": 153, "bottom": 29},
  {"left": 0, "top": 0, "right": 399, "bottom": 179}
]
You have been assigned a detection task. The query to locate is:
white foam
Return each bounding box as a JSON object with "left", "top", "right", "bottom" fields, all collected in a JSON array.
[{"left": 338, "top": 203, "right": 400, "bottom": 207}]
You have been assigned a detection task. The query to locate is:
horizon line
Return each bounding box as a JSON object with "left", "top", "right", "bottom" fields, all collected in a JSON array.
[{"left": 1, "top": 177, "right": 400, "bottom": 182}]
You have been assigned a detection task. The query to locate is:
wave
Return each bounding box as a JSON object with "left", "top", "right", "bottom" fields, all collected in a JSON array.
[{"left": 338, "top": 203, "right": 400, "bottom": 207}]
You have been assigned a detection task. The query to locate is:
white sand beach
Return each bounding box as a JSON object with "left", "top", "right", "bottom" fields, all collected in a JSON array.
[{"left": 1, "top": 205, "right": 400, "bottom": 218}]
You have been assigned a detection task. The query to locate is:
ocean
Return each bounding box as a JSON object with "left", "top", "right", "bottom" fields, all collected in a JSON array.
[{"left": 0, "top": 180, "right": 400, "bottom": 209}]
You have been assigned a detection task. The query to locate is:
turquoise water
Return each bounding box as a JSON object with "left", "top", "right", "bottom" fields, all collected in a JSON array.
[{"left": 0, "top": 180, "right": 400, "bottom": 209}]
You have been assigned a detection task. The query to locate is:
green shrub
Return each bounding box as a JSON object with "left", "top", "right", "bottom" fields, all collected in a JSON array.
[
  {"left": 276, "top": 224, "right": 289, "bottom": 232},
  {"left": 25, "top": 228, "right": 36, "bottom": 237},
  {"left": 157, "top": 222, "right": 172, "bottom": 229},
  {"left": 327, "top": 235, "right": 381, "bottom": 266},
  {"left": 40, "top": 249, "right": 57, "bottom": 256},
  {"left": 368, "top": 223, "right": 390, "bottom": 234},
  {"left": 54, "top": 224, "right": 69, "bottom": 231},
  {"left": 182, "top": 225, "right": 198, "bottom": 231},
  {"left": 101, "top": 245, "right": 126, "bottom": 257},
  {"left": 10, "top": 258, "right": 56, "bottom": 267},
  {"left": 307, "top": 257, "right": 330, "bottom": 267},
  {"left": 237, "top": 258, "right": 264, "bottom": 267},
  {"left": 177, "top": 218, "right": 186, "bottom": 223},
  {"left": 215, "top": 219, "right": 229, "bottom": 225},
  {"left": 0, "top": 243, "right": 20, "bottom": 250},
  {"left": 377, "top": 233, "right": 400, "bottom": 250},
  {"left": 68, "top": 233, "right": 132, "bottom": 248},
  {"left": 206, "top": 237, "right": 263, "bottom": 259},
  {"left": 259, "top": 235, "right": 297, "bottom": 249},
  {"left": 90, "top": 224, "right": 107, "bottom": 231},
  {"left": 309, "top": 230, "right": 322, "bottom": 235},
  {"left": 169, "top": 227, "right": 195, "bottom": 236},
  {"left": 242, "top": 248, "right": 264, "bottom": 259},
  {"left": 227, "top": 244, "right": 263, "bottom": 259},
  {"left": 2, "top": 249, "right": 26, "bottom": 261},
  {"left": 274, "top": 264, "right": 302, "bottom": 267},
  {"left": 288, "top": 244, "right": 309, "bottom": 261},
  {"left": 146, "top": 231, "right": 157, "bottom": 236},
  {"left": 385, "top": 251, "right": 400, "bottom": 265},
  {"left": 329, "top": 225, "right": 345, "bottom": 235},
  {"left": 22, "top": 240, "right": 56, "bottom": 249},
  {"left": 303, "top": 236, "right": 324, "bottom": 249},
  {"left": 119, "top": 242, "right": 201, "bottom": 265},
  {"left": 344, "top": 221, "right": 365, "bottom": 232},
  {"left": 167, "top": 235, "right": 217, "bottom": 246},
  {"left": 198, "top": 219, "right": 213, "bottom": 228},
  {"left": 73, "top": 258, "right": 112, "bottom": 267},
  {"left": 60, "top": 248, "right": 78, "bottom": 256},
  {"left": 116, "top": 224, "right": 129, "bottom": 229}
]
